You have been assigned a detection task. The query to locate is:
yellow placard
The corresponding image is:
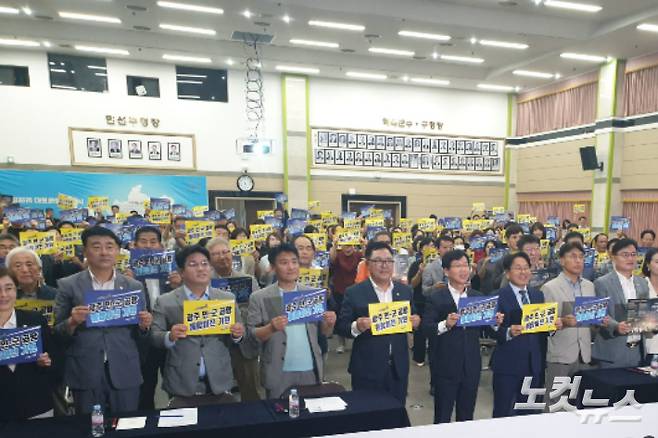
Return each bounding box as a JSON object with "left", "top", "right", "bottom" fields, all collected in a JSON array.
[
  {"left": 57, "top": 193, "right": 79, "bottom": 210},
  {"left": 399, "top": 218, "right": 412, "bottom": 232},
  {"left": 113, "top": 212, "right": 129, "bottom": 223},
  {"left": 230, "top": 239, "right": 254, "bottom": 257},
  {"left": 336, "top": 229, "right": 361, "bottom": 246},
  {"left": 298, "top": 268, "right": 325, "bottom": 288},
  {"left": 19, "top": 230, "right": 58, "bottom": 255},
  {"left": 595, "top": 251, "right": 609, "bottom": 268},
  {"left": 392, "top": 232, "right": 412, "bottom": 250},
  {"left": 149, "top": 210, "right": 172, "bottom": 225},
  {"left": 115, "top": 251, "right": 130, "bottom": 272},
  {"left": 15, "top": 299, "right": 55, "bottom": 326},
  {"left": 185, "top": 221, "right": 215, "bottom": 245},
  {"left": 521, "top": 302, "right": 558, "bottom": 333},
  {"left": 462, "top": 219, "right": 477, "bottom": 232},
  {"left": 365, "top": 216, "right": 385, "bottom": 228},
  {"left": 321, "top": 211, "right": 339, "bottom": 227},
  {"left": 60, "top": 227, "right": 83, "bottom": 245},
  {"left": 56, "top": 241, "right": 76, "bottom": 260},
  {"left": 87, "top": 196, "right": 110, "bottom": 214},
  {"left": 305, "top": 233, "right": 327, "bottom": 251},
  {"left": 343, "top": 218, "right": 361, "bottom": 230},
  {"left": 184, "top": 300, "right": 235, "bottom": 335},
  {"left": 422, "top": 247, "right": 439, "bottom": 264},
  {"left": 517, "top": 214, "right": 532, "bottom": 224},
  {"left": 250, "top": 224, "right": 274, "bottom": 242},
  {"left": 492, "top": 206, "right": 505, "bottom": 214},
  {"left": 192, "top": 206, "right": 209, "bottom": 218},
  {"left": 369, "top": 301, "right": 412, "bottom": 336},
  {"left": 257, "top": 210, "right": 275, "bottom": 219},
  {"left": 143, "top": 199, "right": 151, "bottom": 209},
  {"left": 308, "top": 200, "right": 321, "bottom": 209},
  {"left": 540, "top": 239, "right": 551, "bottom": 262},
  {"left": 417, "top": 218, "right": 437, "bottom": 233},
  {"left": 573, "top": 204, "right": 586, "bottom": 214},
  {"left": 472, "top": 202, "right": 486, "bottom": 213},
  {"left": 308, "top": 219, "right": 324, "bottom": 231},
  {"left": 579, "top": 227, "right": 591, "bottom": 243}
]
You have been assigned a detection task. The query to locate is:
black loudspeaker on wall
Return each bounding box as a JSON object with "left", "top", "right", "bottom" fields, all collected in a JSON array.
[{"left": 579, "top": 146, "right": 603, "bottom": 171}]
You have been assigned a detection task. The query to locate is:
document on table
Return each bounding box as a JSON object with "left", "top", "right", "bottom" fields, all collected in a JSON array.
[
  {"left": 116, "top": 417, "right": 147, "bottom": 430},
  {"left": 157, "top": 408, "right": 198, "bottom": 428},
  {"left": 304, "top": 397, "right": 347, "bottom": 413}
]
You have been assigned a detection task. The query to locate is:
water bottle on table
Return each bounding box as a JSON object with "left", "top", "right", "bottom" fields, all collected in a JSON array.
[
  {"left": 289, "top": 389, "right": 300, "bottom": 418},
  {"left": 651, "top": 355, "right": 658, "bottom": 377},
  {"left": 91, "top": 404, "right": 104, "bottom": 437}
]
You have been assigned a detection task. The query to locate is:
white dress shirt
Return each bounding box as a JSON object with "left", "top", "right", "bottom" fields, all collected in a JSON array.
[
  {"left": 89, "top": 268, "right": 116, "bottom": 290},
  {"left": 645, "top": 278, "right": 658, "bottom": 354},
  {"left": 2, "top": 310, "right": 17, "bottom": 372},
  {"left": 351, "top": 277, "right": 394, "bottom": 337},
  {"left": 437, "top": 283, "right": 467, "bottom": 335},
  {"left": 615, "top": 270, "right": 637, "bottom": 301}
]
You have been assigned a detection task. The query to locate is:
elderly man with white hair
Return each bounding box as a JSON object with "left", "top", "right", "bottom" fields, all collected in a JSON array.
[{"left": 6, "top": 247, "right": 58, "bottom": 300}]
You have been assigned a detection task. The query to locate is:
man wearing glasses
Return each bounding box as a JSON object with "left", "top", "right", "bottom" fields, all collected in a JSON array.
[
  {"left": 592, "top": 238, "right": 649, "bottom": 368},
  {"left": 337, "top": 241, "right": 421, "bottom": 404}
]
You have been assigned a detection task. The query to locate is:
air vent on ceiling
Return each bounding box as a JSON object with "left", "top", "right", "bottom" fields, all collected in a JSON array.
[
  {"left": 253, "top": 21, "right": 271, "bottom": 27},
  {"left": 364, "top": 34, "right": 381, "bottom": 39},
  {"left": 126, "top": 5, "right": 148, "bottom": 12},
  {"left": 58, "top": 44, "right": 73, "bottom": 48},
  {"left": 35, "top": 14, "right": 53, "bottom": 20},
  {"left": 230, "top": 31, "right": 274, "bottom": 44},
  {"left": 341, "top": 48, "right": 356, "bottom": 53},
  {"left": 439, "top": 42, "right": 453, "bottom": 47},
  {"left": 498, "top": 0, "right": 518, "bottom": 6},
  {"left": 133, "top": 25, "right": 151, "bottom": 31},
  {"left": 413, "top": 55, "right": 426, "bottom": 60}
]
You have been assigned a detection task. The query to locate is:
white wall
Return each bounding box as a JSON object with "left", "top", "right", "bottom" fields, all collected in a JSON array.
[{"left": 0, "top": 49, "right": 283, "bottom": 174}]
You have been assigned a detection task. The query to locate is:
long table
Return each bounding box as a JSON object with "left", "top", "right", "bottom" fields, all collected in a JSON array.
[
  {"left": 0, "top": 390, "right": 410, "bottom": 438},
  {"left": 576, "top": 367, "right": 658, "bottom": 406}
]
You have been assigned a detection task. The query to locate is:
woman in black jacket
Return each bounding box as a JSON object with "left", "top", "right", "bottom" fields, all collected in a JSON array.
[{"left": 0, "top": 266, "right": 54, "bottom": 421}]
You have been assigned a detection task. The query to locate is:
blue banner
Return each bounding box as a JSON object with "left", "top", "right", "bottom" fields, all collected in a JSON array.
[
  {"left": 0, "top": 326, "right": 43, "bottom": 366},
  {"left": 0, "top": 169, "right": 206, "bottom": 214},
  {"left": 211, "top": 276, "right": 254, "bottom": 304},
  {"left": 60, "top": 208, "right": 89, "bottom": 224},
  {"left": 441, "top": 217, "right": 462, "bottom": 230},
  {"left": 150, "top": 197, "right": 171, "bottom": 211},
  {"left": 457, "top": 295, "right": 498, "bottom": 327},
  {"left": 4, "top": 206, "right": 31, "bottom": 224},
  {"left": 99, "top": 223, "right": 136, "bottom": 245},
  {"left": 130, "top": 249, "right": 176, "bottom": 279},
  {"left": 85, "top": 289, "right": 144, "bottom": 328},
  {"left": 574, "top": 296, "right": 609, "bottom": 326},
  {"left": 283, "top": 289, "right": 327, "bottom": 324}
]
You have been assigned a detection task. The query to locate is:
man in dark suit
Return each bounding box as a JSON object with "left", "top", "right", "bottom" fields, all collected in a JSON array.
[
  {"left": 336, "top": 241, "right": 421, "bottom": 404},
  {"left": 423, "top": 250, "right": 504, "bottom": 423},
  {"left": 491, "top": 252, "right": 562, "bottom": 418},
  {"left": 54, "top": 226, "right": 152, "bottom": 415}
]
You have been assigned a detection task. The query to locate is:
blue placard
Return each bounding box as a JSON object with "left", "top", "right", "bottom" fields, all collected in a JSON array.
[
  {"left": 29, "top": 208, "right": 45, "bottom": 220},
  {"left": 286, "top": 218, "right": 307, "bottom": 236},
  {"left": 366, "top": 226, "right": 386, "bottom": 241},
  {"left": 171, "top": 204, "right": 188, "bottom": 217},
  {"left": 231, "top": 255, "right": 243, "bottom": 273},
  {"left": 359, "top": 204, "right": 376, "bottom": 217},
  {"left": 341, "top": 211, "right": 357, "bottom": 220},
  {"left": 84, "top": 289, "right": 144, "bottom": 328},
  {"left": 291, "top": 208, "right": 310, "bottom": 220},
  {"left": 203, "top": 210, "right": 223, "bottom": 221},
  {"left": 609, "top": 216, "right": 630, "bottom": 232},
  {"left": 221, "top": 208, "right": 236, "bottom": 220},
  {"left": 211, "top": 277, "right": 254, "bottom": 304},
  {"left": 457, "top": 295, "right": 498, "bottom": 327},
  {"left": 4, "top": 206, "right": 31, "bottom": 223},
  {"left": 546, "top": 227, "right": 558, "bottom": 243},
  {"left": 99, "top": 223, "right": 136, "bottom": 245},
  {"left": 275, "top": 193, "right": 288, "bottom": 204},
  {"left": 0, "top": 326, "right": 43, "bottom": 366},
  {"left": 60, "top": 208, "right": 89, "bottom": 224},
  {"left": 283, "top": 288, "right": 327, "bottom": 324},
  {"left": 547, "top": 216, "right": 560, "bottom": 227},
  {"left": 264, "top": 216, "right": 283, "bottom": 229},
  {"left": 442, "top": 217, "right": 462, "bottom": 230},
  {"left": 129, "top": 249, "right": 176, "bottom": 279},
  {"left": 313, "top": 251, "right": 330, "bottom": 269},
  {"left": 584, "top": 248, "right": 597, "bottom": 268},
  {"left": 574, "top": 296, "right": 609, "bottom": 326},
  {"left": 150, "top": 197, "right": 171, "bottom": 211},
  {"left": 469, "top": 236, "right": 486, "bottom": 250},
  {"left": 488, "top": 247, "right": 509, "bottom": 264}
]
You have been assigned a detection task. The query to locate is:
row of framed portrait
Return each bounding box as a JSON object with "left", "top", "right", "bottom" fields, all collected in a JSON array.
[
  {"left": 314, "top": 149, "right": 501, "bottom": 172},
  {"left": 86, "top": 138, "right": 181, "bottom": 161},
  {"left": 315, "top": 130, "right": 500, "bottom": 157}
]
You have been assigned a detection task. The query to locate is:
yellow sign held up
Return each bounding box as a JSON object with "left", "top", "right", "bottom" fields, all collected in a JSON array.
[
  {"left": 56, "top": 241, "right": 76, "bottom": 260},
  {"left": 57, "top": 193, "right": 80, "bottom": 210},
  {"left": 87, "top": 196, "right": 110, "bottom": 214},
  {"left": 257, "top": 210, "right": 274, "bottom": 220},
  {"left": 185, "top": 221, "right": 215, "bottom": 244},
  {"left": 15, "top": 299, "right": 55, "bottom": 326},
  {"left": 191, "top": 206, "right": 208, "bottom": 218},
  {"left": 230, "top": 239, "right": 254, "bottom": 257},
  {"left": 472, "top": 202, "right": 486, "bottom": 213},
  {"left": 422, "top": 247, "right": 439, "bottom": 265},
  {"left": 308, "top": 200, "right": 321, "bottom": 210},
  {"left": 521, "top": 302, "right": 558, "bottom": 333},
  {"left": 60, "top": 227, "right": 83, "bottom": 245},
  {"left": 149, "top": 210, "right": 172, "bottom": 225},
  {"left": 573, "top": 204, "right": 586, "bottom": 214},
  {"left": 392, "top": 232, "right": 412, "bottom": 250},
  {"left": 369, "top": 301, "right": 412, "bottom": 336},
  {"left": 365, "top": 216, "right": 385, "bottom": 228},
  {"left": 298, "top": 268, "right": 325, "bottom": 288},
  {"left": 19, "top": 230, "right": 58, "bottom": 255},
  {"left": 115, "top": 251, "right": 130, "bottom": 272},
  {"left": 336, "top": 229, "right": 361, "bottom": 246},
  {"left": 492, "top": 206, "right": 505, "bottom": 214},
  {"left": 417, "top": 218, "right": 437, "bottom": 233},
  {"left": 321, "top": 211, "right": 339, "bottom": 227},
  {"left": 250, "top": 224, "right": 274, "bottom": 242},
  {"left": 305, "top": 233, "right": 327, "bottom": 251},
  {"left": 343, "top": 218, "right": 361, "bottom": 230},
  {"left": 184, "top": 300, "right": 235, "bottom": 335},
  {"left": 308, "top": 219, "right": 324, "bottom": 231},
  {"left": 399, "top": 218, "right": 412, "bottom": 232}
]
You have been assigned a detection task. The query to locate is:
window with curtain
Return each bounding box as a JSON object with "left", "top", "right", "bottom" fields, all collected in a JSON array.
[
  {"left": 622, "top": 201, "right": 658, "bottom": 242},
  {"left": 516, "top": 82, "right": 598, "bottom": 136},
  {"left": 623, "top": 64, "right": 658, "bottom": 117},
  {"left": 518, "top": 201, "right": 590, "bottom": 226}
]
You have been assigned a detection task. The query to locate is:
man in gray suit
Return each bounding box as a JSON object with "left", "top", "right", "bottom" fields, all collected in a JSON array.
[
  {"left": 541, "top": 242, "right": 607, "bottom": 404},
  {"left": 151, "top": 245, "right": 245, "bottom": 405},
  {"left": 54, "top": 226, "right": 152, "bottom": 414},
  {"left": 592, "top": 238, "right": 650, "bottom": 368},
  {"left": 247, "top": 243, "right": 336, "bottom": 399},
  {"left": 422, "top": 236, "right": 454, "bottom": 297}
]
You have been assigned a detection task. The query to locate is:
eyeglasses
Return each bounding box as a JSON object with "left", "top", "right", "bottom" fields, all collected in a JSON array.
[
  {"left": 616, "top": 252, "right": 637, "bottom": 259},
  {"left": 510, "top": 266, "right": 531, "bottom": 272},
  {"left": 186, "top": 261, "right": 210, "bottom": 269},
  {"left": 368, "top": 259, "right": 395, "bottom": 266},
  {"left": 564, "top": 254, "right": 585, "bottom": 261}
]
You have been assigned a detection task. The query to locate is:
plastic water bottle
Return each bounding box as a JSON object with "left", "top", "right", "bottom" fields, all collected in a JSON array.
[
  {"left": 289, "top": 389, "right": 300, "bottom": 418},
  {"left": 650, "top": 355, "right": 658, "bottom": 377},
  {"left": 91, "top": 404, "right": 104, "bottom": 437}
]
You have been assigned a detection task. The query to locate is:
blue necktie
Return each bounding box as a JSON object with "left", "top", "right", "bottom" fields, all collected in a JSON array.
[{"left": 520, "top": 290, "right": 530, "bottom": 305}]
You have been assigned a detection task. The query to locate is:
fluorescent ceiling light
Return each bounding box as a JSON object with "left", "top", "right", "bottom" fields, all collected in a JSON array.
[
  {"left": 176, "top": 79, "right": 203, "bottom": 84},
  {"left": 479, "top": 39, "right": 528, "bottom": 50},
  {"left": 75, "top": 45, "right": 129, "bottom": 55},
  {"left": 225, "top": 58, "right": 234, "bottom": 66},
  {"left": 21, "top": 6, "right": 32, "bottom": 15},
  {"left": 308, "top": 20, "right": 364, "bottom": 32},
  {"left": 410, "top": 77, "right": 450, "bottom": 86},
  {"left": 477, "top": 83, "right": 516, "bottom": 92},
  {"left": 242, "top": 10, "right": 252, "bottom": 19},
  {"left": 275, "top": 65, "right": 320, "bottom": 74},
  {"left": 178, "top": 94, "right": 201, "bottom": 99},
  {"left": 51, "top": 84, "right": 77, "bottom": 90},
  {"left": 159, "top": 23, "right": 216, "bottom": 35},
  {"left": 87, "top": 65, "right": 107, "bottom": 70},
  {"left": 42, "top": 41, "right": 52, "bottom": 47},
  {"left": 637, "top": 23, "right": 658, "bottom": 33},
  {"left": 513, "top": 70, "right": 555, "bottom": 79},
  {"left": 398, "top": 30, "right": 450, "bottom": 41},
  {"left": 58, "top": 11, "right": 121, "bottom": 24},
  {"left": 440, "top": 54, "right": 484, "bottom": 64},
  {"left": 49, "top": 68, "right": 67, "bottom": 73},
  {"left": 156, "top": 1, "right": 223, "bottom": 15},
  {"left": 94, "top": 72, "right": 107, "bottom": 77},
  {"left": 282, "top": 15, "right": 292, "bottom": 23},
  {"left": 345, "top": 71, "right": 387, "bottom": 80},
  {"left": 544, "top": 1, "right": 602, "bottom": 13},
  {"left": 0, "top": 38, "right": 40, "bottom": 47},
  {"left": 560, "top": 52, "right": 607, "bottom": 62},
  {"left": 290, "top": 38, "right": 339, "bottom": 48},
  {"left": 176, "top": 73, "right": 206, "bottom": 78},
  {"left": 368, "top": 47, "right": 414, "bottom": 57},
  {"left": 162, "top": 54, "right": 211, "bottom": 63},
  {"left": 0, "top": 6, "right": 19, "bottom": 14}
]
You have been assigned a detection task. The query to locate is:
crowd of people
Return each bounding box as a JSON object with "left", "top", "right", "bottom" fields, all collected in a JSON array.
[{"left": 0, "top": 202, "right": 657, "bottom": 426}]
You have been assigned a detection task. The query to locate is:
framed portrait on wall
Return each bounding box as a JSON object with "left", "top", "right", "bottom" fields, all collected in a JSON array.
[
  {"left": 412, "top": 138, "right": 422, "bottom": 153},
  {"left": 448, "top": 140, "right": 456, "bottom": 155},
  {"left": 318, "top": 131, "right": 329, "bottom": 147},
  {"left": 357, "top": 134, "right": 367, "bottom": 149},
  {"left": 483, "top": 157, "right": 491, "bottom": 171},
  {"left": 465, "top": 141, "right": 473, "bottom": 155},
  {"left": 474, "top": 141, "right": 482, "bottom": 155},
  {"left": 441, "top": 155, "right": 450, "bottom": 170},
  {"left": 367, "top": 135, "right": 376, "bottom": 150},
  {"left": 432, "top": 155, "right": 441, "bottom": 170},
  {"left": 491, "top": 157, "right": 501, "bottom": 171},
  {"left": 421, "top": 138, "right": 430, "bottom": 153},
  {"left": 391, "top": 153, "right": 401, "bottom": 168},
  {"left": 439, "top": 139, "right": 448, "bottom": 154},
  {"left": 325, "top": 149, "right": 335, "bottom": 165},
  {"left": 128, "top": 140, "right": 142, "bottom": 159},
  {"left": 404, "top": 137, "right": 412, "bottom": 152},
  {"left": 490, "top": 141, "right": 499, "bottom": 156},
  {"left": 373, "top": 152, "right": 383, "bottom": 167},
  {"left": 394, "top": 137, "right": 404, "bottom": 151},
  {"left": 108, "top": 139, "right": 123, "bottom": 158},
  {"left": 328, "top": 132, "right": 338, "bottom": 147},
  {"left": 315, "top": 149, "right": 326, "bottom": 164},
  {"left": 345, "top": 150, "right": 355, "bottom": 166},
  {"left": 475, "top": 157, "right": 484, "bottom": 171},
  {"left": 168, "top": 142, "right": 181, "bottom": 161},
  {"left": 382, "top": 153, "right": 391, "bottom": 167},
  {"left": 348, "top": 133, "right": 357, "bottom": 148},
  {"left": 450, "top": 156, "right": 458, "bottom": 170},
  {"left": 456, "top": 140, "right": 465, "bottom": 155},
  {"left": 458, "top": 156, "right": 467, "bottom": 170},
  {"left": 431, "top": 139, "right": 439, "bottom": 154},
  {"left": 338, "top": 133, "right": 347, "bottom": 148},
  {"left": 87, "top": 137, "right": 102, "bottom": 158},
  {"left": 335, "top": 149, "right": 345, "bottom": 165},
  {"left": 467, "top": 157, "right": 475, "bottom": 171},
  {"left": 355, "top": 151, "right": 363, "bottom": 166},
  {"left": 420, "top": 154, "right": 430, "bottom": 170},
  {"left": 375, "top": 135, "right": 386, "bottom": 150},
  {"left": 482, "top": 142, "right": 490, "bottom": 156},
  {"left": 364, "top": 151, "right": 374, "bottom": 166},
  {"left": 386, "top": 136, "right": 395, "bottom": 151},
  {"left": 148, "top": 141, "right": 162, "bottom": 160},
  {"left": 401, "top": 153, "right": 409, "bottom": 168}
]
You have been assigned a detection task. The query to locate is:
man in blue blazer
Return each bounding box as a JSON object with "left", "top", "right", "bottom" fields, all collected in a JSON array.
[
  {"left": 491, "top": 252, "right": 562, "bottom": 418},
  {"left": 423, "top": 249, "right": 504, "bottom": 423},
  {"left": 337, "top": 241, "right": 421, "bottom": 404}
]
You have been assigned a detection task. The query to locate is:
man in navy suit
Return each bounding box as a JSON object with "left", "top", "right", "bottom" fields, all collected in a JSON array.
[
  {"left": 491, "top": 252, "right": 562, "bottom": 418},
  {"left": 337, "top": 241, "right": 421, "bottom": 404},
  {"left": 423, "top": 250, "right": 504, "bottom": 423}
]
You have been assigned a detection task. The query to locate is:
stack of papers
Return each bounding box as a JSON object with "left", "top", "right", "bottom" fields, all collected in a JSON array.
[
  {"left": 157, "top": 408, "right": 198, "bottom": 428},
  {"left": 116, "top": 417, "right": 146, "bottom": 431},
  {"left": 304, "top": 397, "right": 347, "bottom": 413}
]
